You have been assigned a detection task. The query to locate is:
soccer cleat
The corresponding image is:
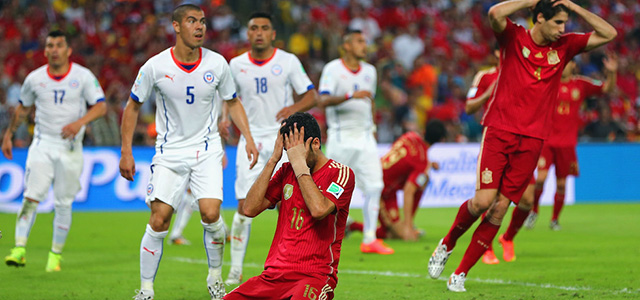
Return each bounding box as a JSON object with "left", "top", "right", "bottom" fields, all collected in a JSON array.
[
  {"left": 344, "top": 217, "right": 354, "bottom": 239},
  {"left": 524, "top": 212, "right": 538, "bottom": 229},
  {"left": 169, "top": 236, "right": 191, "bottom": 245},
  {"left": 5, "top": 247, "right": 26, "bottom": 267},
  {"left": 225, "top": 267, "right": 243, "bottom": 285},
  {"left": 550, "top": 220, "right": 562, "bottom": 231},
  {"left": 498, "top": 234, "right": 516, "bottom": 262},
  {"left": 428, "top": 238, "right": 452, "bottom": 279},
  {"left": 360, "top": 239, "right": 394, "bottom": 255},
  {"left": 207, "top": 278, "right": 226, "bottom": 300},
  {"left": 45, "top": 251, "right": 62, "bottom": 272},
  {"left": 447, "top": 272, "right": 467, "bottom": 292},
  {"left": 481, "top": 249, "right": 500, "bottom": 265},
  {"left": 132, "top": 289, "right": 154, "bottom": 300}
]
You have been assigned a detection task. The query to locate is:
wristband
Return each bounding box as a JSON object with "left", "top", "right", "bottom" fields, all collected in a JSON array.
[{"left": 345, "top": 92, "right": 353, "bottom": 100}]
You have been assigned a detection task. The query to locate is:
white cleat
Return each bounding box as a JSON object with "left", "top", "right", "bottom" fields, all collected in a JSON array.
[
  {"left": 208, "top": 276, "right": 226, "bottom": 300},
  {"left": 447, "top": 272, "right": 467, "bottom": 292},
  {"left": 225, "top": 267, "right": 243, "bottom": 285},
  {"left": 133, "top": 289, "right": 154, "bottom": 300},
  {"left": 428, "top": 238, "right": 452, "bottom": 279},
  {"left": 524, "top": 212, "right": 538, "bottom": 229},
  {"left": 550, "top": 220, "right": 562, "bottom": 231}
]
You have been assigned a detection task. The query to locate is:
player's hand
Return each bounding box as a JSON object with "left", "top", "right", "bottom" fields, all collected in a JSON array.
[
  {"left": 603, "top": 53, "right": 618, "bottom": 73},
  {"left": 283, "top": 123, "right": 311, "bottom": 177},
  {"left": 552, "top": 0, "right": 575, "bottom": 11},
  {"left": 245, "top": 137, "right": 259, "bottom": 170},
  {"left": 61, "top": 121, "right": 82, "bottom": 140},
  {"left": 276, "top": 106, "right": 295, "bottom": 122},
  {"left": 219, "top": 119, "right": 231, "bottom": 141},
  {"left": 2, "top": 133, "right": 13, "bottom": 160},
  {"left": 352, "top": 90, "right": 373, "bottom": 100},
  {"left": 119, "top": 152, "right": 136, "bottom": 181},
  {"left": 402, "top": 222, "right": 419, "bottom": 241},
  {"left": 430, "top": 161, "right": 440, "bottom": 171},
  {"left": 270, "top": 123, "right": 285, "bottom": 164},
  {"left": 222, "top": 151, "right": 228, "bottom": 169}
]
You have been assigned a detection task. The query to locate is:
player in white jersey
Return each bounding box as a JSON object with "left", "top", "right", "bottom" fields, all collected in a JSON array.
[
  {"left": 225, "top": 12, "right": 318, "bottom": 285},
  {"left": 318, "top": 29, "right": 392, "bottom": 255},
  {"left": 2, "top": 30, "right": 106, "bottom": 272},
  {"left": 119, "top": 5, "right": 258, "bottom": 300}
]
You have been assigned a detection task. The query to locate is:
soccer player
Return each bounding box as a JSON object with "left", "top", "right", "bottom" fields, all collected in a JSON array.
[
  {"left": 224, "top": 112, "right": 355, "bottom": 300},
  {"left": 2, "top": 30, "right": 106, "bottom": 272},
  {"left": 319, "top": 29, "right": 393, "bottom": 254},
  {"left": 119, "top": 5, "right": 258, "bottom": 300},
  {"left": 526, "top": 55, "right": 617, "bottom": 230},
  {"left": 428, "top": 0, "right": 616, "bottom": 292},
  {"left": 226, "top": 12, "right": 318, "bottom": 285}
]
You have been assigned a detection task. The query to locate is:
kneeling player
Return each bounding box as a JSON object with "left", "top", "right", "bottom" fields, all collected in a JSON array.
[{"left": 225, "top": 113, "right": 355, "bottom": 300}]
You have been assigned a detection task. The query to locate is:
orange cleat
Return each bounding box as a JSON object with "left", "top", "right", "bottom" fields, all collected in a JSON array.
[
  {"left": 482, "top": 248, "right": 500, "bottom": 265},
  {"left": 360, "top": 239, "right": 394, "bottom": 255},
  {"left": 498, "top": 234, "right": 516, "bottom": 262}
]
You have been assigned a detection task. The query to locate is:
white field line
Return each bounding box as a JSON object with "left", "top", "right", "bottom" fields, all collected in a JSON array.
[{"left": 169, "top": 256, "right": 638, "bottom": 295}]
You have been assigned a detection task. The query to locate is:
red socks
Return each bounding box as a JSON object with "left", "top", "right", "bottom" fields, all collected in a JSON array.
[
  {"left": 349, "top": 221, "right": 363, "bottom": 232},
  {"left": 533, "top": 185, "right": 543, "bottom": 214},
  {"left": 503, "top": 207, "right": 529, "bottom": 241},
  {"left": 552, "top": 193, "right": 565, "bottom": 221},
  {"left": 455, "top": 218, "right": 500, "bottom": 275},
  {"left": 443, "top": 200, "right": 479, "bottom": 250}
]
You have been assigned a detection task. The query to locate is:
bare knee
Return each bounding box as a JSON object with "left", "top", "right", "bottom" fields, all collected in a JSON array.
[
  {"left": 486, "top": 195, "right": 511, "bottom": 223},
  {"left": 201, "top": 210, "right": 220, "bottom": 224},
  {"left": 237, "top": 199, "right": 245, "bottom": 215},
  {"left": 518, "top": 186, "right": 535, "bottom": 210},
  {"left": 556, "top": 178, "right": 566, "bottom": 194},
  {"left": 470, "top": 189, "right": 498, "bottom": 215},
  {"left": 199, "top": 198, "right": 222, "bottom": 223},
  {"left": 148, "top": 200, "right": 174, "bottom": 231}
]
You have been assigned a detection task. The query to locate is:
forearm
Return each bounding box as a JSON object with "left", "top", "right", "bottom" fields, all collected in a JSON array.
[
  {"left": 573, "top": 5, "right": 616, "bottom": 41},
  {"left": 465, "top": 96, "right": 487, "bottom": 115},
  {"left": 244, "top": 158, "right": 278, "bottom": 217},
  {"left": 227, "top": 98, "right": 253, "bottom": 141},
  {"left": 602, "top": 71, "right": 617, "bottom": 93},
  {"left": 288, "top": 90, "right": 318, "bottom": 112},
  {"left": 402, "top": 183, "right": 418, "bottom": 226},
  {"left": 221, "top": 101, "right": 229, "bottom": 123},
  {"left": 120, "top": 99, "right": 141, "bottom": 153},
  {"left": 5, "top": 105, "right": 29, "bottom": 137},
  {"left": 320, "top": 94, "right": 349, "bottom": 108},
  {"left": 76, "top": 102, "right": 107, "bottom": 126},
  {"left": 489, "top": 0, "right": 538, "bottom": 31},
  {"left": 297, "top": 175, "right": 335, "bottom": 220}
]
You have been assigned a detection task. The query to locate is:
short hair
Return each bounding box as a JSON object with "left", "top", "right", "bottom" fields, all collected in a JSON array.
[
  {"left": 532, "top": 0, "right": 569, "bottom": 21},
  {"left": 172, "top": 3, "right": 203, "bottom": 23},
  {"left": 249, "top": 12, "right": 272, "bottom": 23},
  {"left": 342, "top": 28, "right": 363, "bottom": 44},
  {"left": 47, "top": 30, "right": 68, "bottom": 44},
  {"left": 424, "top": 119, "right": 446, "bottom": 145},
  {"left": 280, "top": 112, "right": 322, "bottom": 146}
]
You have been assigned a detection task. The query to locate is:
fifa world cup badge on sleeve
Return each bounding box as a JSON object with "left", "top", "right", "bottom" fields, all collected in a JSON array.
[
  {"left": 327, "top": 182, "right": 344, "bottom": 199},
  {"left": 481, "top": 168, "right": 493, "bottom": 184}
]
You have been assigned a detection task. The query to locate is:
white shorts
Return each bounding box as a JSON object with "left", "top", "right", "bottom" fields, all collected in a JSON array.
[
  {"left": 23, "top": 140, "right": 83, "bottom": 206},
  {"left": 146, "top": 145, "right": 224, "bottom": 209},
  {"left": 326, "top": 131, "right": 383, "bottom": 194},
  {"left": 235, "top": 134, "right": 287, "bottom": 200}
]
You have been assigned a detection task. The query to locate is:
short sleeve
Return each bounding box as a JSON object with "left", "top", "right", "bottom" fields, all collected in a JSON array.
[
  {"left": 217, "top": 60, "right": 237, "bottom": 101},
  {"left": 369, "top": 67, "right": 377, "bottom": 98},
  {"left": 322, "top": 166, "right": 355, "bottom": 212},
  {"left": 467, "top": 73, "right": 495, "bottom": 101},
  {"left": 130, "top": 62, "right": 154, "bottom": 103},
  {"left": 495, "top": 18, "right": 519, "bottom": 48},
  {"left": 579, "top": 77, "right": 604, "bottom": 99},
  {"left": 407, "top": 158, "right": 429, "bottom": 188},
  {"left": 564, "top": 32, "right": 592, "bottom": 59},
  {"left": 318, "top": 64, "right": 337, "bottom": 96},
  {"left": 82, "top": 71, "right": 105, "bottom": 105},
  {"left": 19, "top": 75, "right": 36, "bottom": 107},
  {"left": 265, "top": 163, "right": 290, "bottom": 205},
  {"left": 288, "top": 54, "right": 314, "bottom": 95}
]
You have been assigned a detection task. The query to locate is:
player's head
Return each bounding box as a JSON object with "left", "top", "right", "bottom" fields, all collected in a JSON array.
[
  {"left": 342, "top": 29, "right": 367, "bottom": 60},
  {"left": 424, "top": 119, "right": 446, "bottom": 145},
  {"left": 172, "top": 4, "right": 206, "bottom": 49},
  {"left": 44, "top": 30, "right": 71, "bottom": 68},
  {"left": 247, "top": 12, "right": 275, "bottom": 52},
  {"left": 532, "top": 0, "right": 570, "bottom": 42},
  {"left": 280, "top": 112, "right": 323, "bottom": 168}
]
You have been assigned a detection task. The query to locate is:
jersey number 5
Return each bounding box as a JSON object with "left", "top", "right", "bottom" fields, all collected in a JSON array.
[{"left": 186, "top": 86, "right": 195, "bottom": 104}]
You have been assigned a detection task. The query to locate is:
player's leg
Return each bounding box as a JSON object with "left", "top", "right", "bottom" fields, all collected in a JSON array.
[
  {"left": 500, "top": 181, "right": 535, "bottom": 262},
  {"left": 551, "top": 177, "right": 567, "bottom": 230},
  {"left": 480, "top": 210, "right": 499, "bottom": 265},
  {"left": 168, "top": 190, "right": 196, "bottom": 245},
  {"left": 550, "top": 146, "right": 577, "bottom": 230},
  {"left": 223, "top": 271, "right": 283, "bottom": 300},
  {"left": 286, "top": 274, "right": 336, "bottom": 300},
  {"left": 528, "top": 147, "right": 551, "bottom": 229}
]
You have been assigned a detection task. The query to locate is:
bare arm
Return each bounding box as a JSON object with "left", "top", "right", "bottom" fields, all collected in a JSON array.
[
  {"left": 320, "top": 90, "right": 372, "bottom": 108},
  {"left": 276, "top": 89, "right": 319, "bottom": 121},
  {"left": 488, "top": 0, "right": 540, "bottom": 33},
  {"left": 227, "top": 97, "right": 259, "bottom": 169},
  {"left": 61, "top": 102, "right": 107, "bottom": 139},
  {"left": 465, "top": 81, "right": 496, "bottom": 115},
  {"left": 244, "top": 157, "right": 281, "bottom": 217},
  {"left": 555, "top": 0, "right": 617, "bottom": 51},
  {"left": 1, "top": 104, "right": 33, "bottom": 159},
  {"left": 601, "top": 54, "right": 618, "bottom": 93},
  {"left": 119, "top": 98, "right": 142, "bottom": 181}
]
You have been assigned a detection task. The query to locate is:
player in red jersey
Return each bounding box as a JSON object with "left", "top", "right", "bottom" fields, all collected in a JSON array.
[
  {"left": 526, "top": 55, "right": 617, "bottom": 230},
  {"left": 225, "top": 112, "right": 355, "bottom": 300},
  {"left": 349, "top": 120, "right": 447, "bottom": 241},
  {"left": 428, "top": 0, "right": 616, "bottom": 292}
]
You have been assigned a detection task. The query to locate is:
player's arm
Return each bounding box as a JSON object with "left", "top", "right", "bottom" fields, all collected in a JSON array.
[
  {"left": 1, "top": 103, "right": 33, "bottom": 160},
  {"left": 119, "top": 97, "right": 142, "bottom": 181},
  {"left": 285, "top": 125, "right": 336, "bottom": 220},
  {"left": 227, "top": 97, "right": 259, "bottom": 169},
  {"left": 488, "top": 0, "right": 540, "bottom": 33},
  {"left": 276, "top": 89, "right": 319, "bottom": 121},
  {"left": 319, "top": 90, "right": 372, "bottom": 108},
  {"left": 555, "top": 0, "right": 617, "bottom": 52},
  {"left": 243, "top": 130, "right": 284, "bottom": 217},
  {"left": 466, "top": 80, "right": 496, "bottom": 115},
  {"left": 602, "top": 54, "right": 618, "bottom": 93},
  {"left": 61, "top": 101, "right": 107, "bottom": 140}
]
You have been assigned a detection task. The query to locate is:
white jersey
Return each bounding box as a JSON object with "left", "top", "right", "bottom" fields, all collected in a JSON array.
[
  {"left": 19, "top": 63, "right": 105, "bottom": 146},
  {"left": 229, "top": 48, "right": 313, "bottom": 136},
  {"left": 319, "top": 58, "right": 377, "bottom": 135},
  {"left": 131, "top": 47, "right": 236, "bottom": 153}
]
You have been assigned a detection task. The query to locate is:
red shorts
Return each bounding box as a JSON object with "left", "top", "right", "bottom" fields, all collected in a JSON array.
[
  {"left": 477, "top": 127, "right": 543, "bottom": 203},
  {"left": 224, "top": 270, "right": 336, "bottom": 300},
  {"left": 537, "top": 144, "right": 579, "bottom": 178}
]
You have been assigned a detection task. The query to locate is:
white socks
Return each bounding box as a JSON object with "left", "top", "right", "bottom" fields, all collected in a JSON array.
[
  {"left": 363, "top": 192, "right": 381, "bottom": 244},
  {"left": 52, "top": 204, "right": 72, "bottom": 253},
  {"left": 15, "top": 199, "right": 38, "bottom": 247},
  {"left": 140, "top": 224, "right": 167, "bottom": 292},
  {"left": 202, "top": 217, "right": 225, "bottom": 285},
  {"left": 230, "top": 211, "right": 252, "bottom": 272},
  {"left": 169, "top": 192, "right": 195, "bottom": 241}
]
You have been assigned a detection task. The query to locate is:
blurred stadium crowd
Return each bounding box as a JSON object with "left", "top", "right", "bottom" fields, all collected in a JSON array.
[{"left": 1, "top": 0, "right": 639, "bottom": 147}]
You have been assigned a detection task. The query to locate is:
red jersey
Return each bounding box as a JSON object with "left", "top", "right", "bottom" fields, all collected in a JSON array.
[
  {"left": 264, "top": 159, "right": 355, "bottom": 282},
  {"left": 483, "top": 19, "right": 591, "bottom": 139},
  {"left": 548, "top": 76, "right": 603, "bottom": 146},
  {"left": 381, "top": 131, "right": 429, "bottom": 196},
  {"left": 466, "top": 67, "right": 499, "bottom": 123}
]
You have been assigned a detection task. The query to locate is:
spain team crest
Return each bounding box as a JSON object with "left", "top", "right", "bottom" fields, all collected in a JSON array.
[
  {"left": 572, "top": 88, "right": 581, "bottom": 101},
  {"left": 547, "top": 50, "right": 560, "bottom": 65},
  {"left": 481, "top": 168, "right": 493, "bottom": 184}
]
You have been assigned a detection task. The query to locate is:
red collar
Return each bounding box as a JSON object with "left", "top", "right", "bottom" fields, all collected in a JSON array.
[
  {"left": 47, "top": 63, "right": 73, "bottom": 81},
  {"left": 340, "top": 58, "right": 361, "bottom": 74},
  {"left": 248, "top": 48, "right": 277, "bottom": 66},
  {"left": 171, "top": 47, "right": 202, "bottom": 73}
]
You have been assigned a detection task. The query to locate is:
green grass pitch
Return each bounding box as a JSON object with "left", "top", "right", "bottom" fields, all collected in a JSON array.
[{"left": 1, "top": 203, "right": 638, "bottom": 299}]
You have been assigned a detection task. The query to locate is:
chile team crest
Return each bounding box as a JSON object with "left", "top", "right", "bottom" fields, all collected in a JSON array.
[
  {"left": 69, "top": 80, "right": 80, "bottom": 89},
  {"left": 271, "top": 64, "right": 283, "bottom": 76},
  {"left": 203, "top": 71, "right": 215, "bottom": 83}
]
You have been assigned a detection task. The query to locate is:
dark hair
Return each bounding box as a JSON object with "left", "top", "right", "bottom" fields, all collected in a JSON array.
[
  {"left": 172, "top": 4, "right": 203, "bottom": 23},
  {"left": 47, "top": 30, "right": 68, "bottom": 44},
  {"left": 532, "top": 0, "right": 569, "bottom": 22},
  {"left": 280, "top": 112, "right": 322, "bottom": 146},
  {"left": 424, "top": 119, "right": 446, "bottom": 145},
  {"left": 249, "top": 12, "right": 272, "bottom": 23}
]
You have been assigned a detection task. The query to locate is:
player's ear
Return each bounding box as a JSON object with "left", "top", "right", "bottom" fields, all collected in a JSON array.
[
  {"left": 172, "top": 20, "right": 180, "bottom": 34},
  {"left": 66, "top": 46, "right": 72, "bottom": 58},
  {"left": 536, "top": 12, "right": 545, "bottom": 24}
]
